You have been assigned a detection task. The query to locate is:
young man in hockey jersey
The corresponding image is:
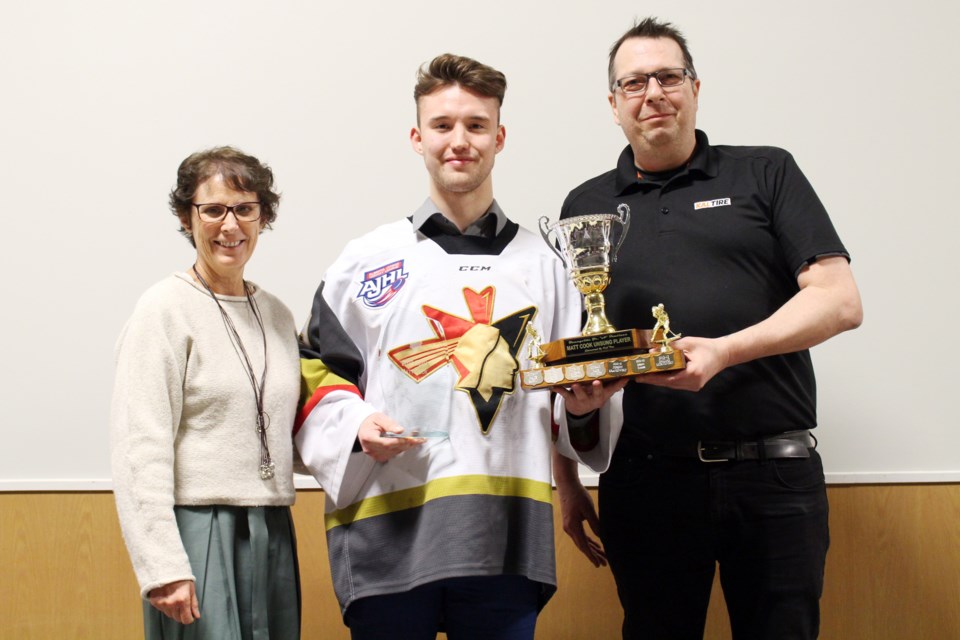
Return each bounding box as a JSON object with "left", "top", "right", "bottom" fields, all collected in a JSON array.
[{"left": 294, "top": 53, "right": 582, "bottom": 640}]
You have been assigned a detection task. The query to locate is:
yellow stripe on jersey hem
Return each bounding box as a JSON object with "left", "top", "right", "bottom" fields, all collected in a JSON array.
[{"left": 324, "top": 475, "right": 552, "bottom": 531}]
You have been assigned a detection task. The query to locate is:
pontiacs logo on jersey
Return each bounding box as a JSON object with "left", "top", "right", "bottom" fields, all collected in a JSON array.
[
  {"left": 388, "top": 286, "right": 535, "bottom": 435},
  {"left": 357, "top": 260, "right": 408, "bottom": 308}
]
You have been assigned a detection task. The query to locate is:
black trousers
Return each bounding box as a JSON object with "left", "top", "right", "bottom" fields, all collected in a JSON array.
[
  {"left": 598, "top": 448, "right": 829, "bottom": 640},
  {"left": 345, "top": 575, "right": 541, "bottom": 640}
]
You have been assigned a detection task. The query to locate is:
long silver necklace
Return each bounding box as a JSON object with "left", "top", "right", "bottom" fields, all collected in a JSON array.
[{"left": 192, "top": 266, "right": 275, "bottom": 480}]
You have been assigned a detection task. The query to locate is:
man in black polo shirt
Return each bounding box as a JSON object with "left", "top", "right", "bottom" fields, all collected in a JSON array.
[{"left": 551, "top": 17, "right": 863, "bottom": 640}]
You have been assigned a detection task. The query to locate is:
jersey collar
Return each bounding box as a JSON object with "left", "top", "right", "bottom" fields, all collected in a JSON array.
[
  {"left": 410, "top": 198, "right": 508, "bottom": 238},
  {"left": 613, "top": 129, "right": 719, "bottom": 194}
]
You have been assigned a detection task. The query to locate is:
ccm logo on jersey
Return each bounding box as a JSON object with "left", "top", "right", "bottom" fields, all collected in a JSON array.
[
  {"left": 459, "top": 265, "right": 491, "bottom": 271},
  {"left": 694, "top": 197, "right": 732, "bottom": 210},
  {"left": 357, "top": 260, "right": 408, "bottom": 308}
]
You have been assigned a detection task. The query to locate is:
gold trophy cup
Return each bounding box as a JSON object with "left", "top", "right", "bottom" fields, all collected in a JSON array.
[{"left": 520, "top": 204, "right": 686, "bottom": 390}]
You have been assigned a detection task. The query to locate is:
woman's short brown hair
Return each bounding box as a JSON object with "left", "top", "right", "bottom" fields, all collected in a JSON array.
[{"left": 169, "top": 146, "right": 280, "bottom": 245}]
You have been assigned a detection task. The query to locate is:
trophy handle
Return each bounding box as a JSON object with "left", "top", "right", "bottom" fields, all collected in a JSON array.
[
  {"left": 612, "top": 204, "right": 631, "bottom": 262},
  {"left": 539, "top": 216, "right": 567, "bottom": 266}
]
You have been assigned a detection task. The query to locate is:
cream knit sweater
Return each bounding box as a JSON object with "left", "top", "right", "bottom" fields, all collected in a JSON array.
[{"left": 111, "top": 272, "right": 300, "bottom": 598}]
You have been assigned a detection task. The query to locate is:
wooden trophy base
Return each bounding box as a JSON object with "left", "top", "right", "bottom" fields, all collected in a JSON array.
[{"left": 519, "top": 328, "right": 686, "bottom": 390}]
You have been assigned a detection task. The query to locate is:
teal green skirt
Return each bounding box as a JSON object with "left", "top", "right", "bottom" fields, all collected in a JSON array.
[{"left": 144, "top": 505, "right": 301, "bottom": 640}]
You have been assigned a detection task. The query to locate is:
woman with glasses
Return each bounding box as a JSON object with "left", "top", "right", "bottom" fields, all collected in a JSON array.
[{"left": 111, "top": 146, "right": 301, "bottom": 638}]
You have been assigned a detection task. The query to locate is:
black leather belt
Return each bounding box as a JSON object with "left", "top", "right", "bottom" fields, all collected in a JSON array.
[{"left": 658, "top": 430, "right": 816, "bottom": 462}]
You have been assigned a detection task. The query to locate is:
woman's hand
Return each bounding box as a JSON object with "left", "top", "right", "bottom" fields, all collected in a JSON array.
[{"left": 148, "top": 580, "right": 200, "bottom": 624}]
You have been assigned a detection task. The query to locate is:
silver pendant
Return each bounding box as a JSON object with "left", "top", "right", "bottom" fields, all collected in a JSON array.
[{"left": 259, "top": 461, "right": 276, "bottom": 480}]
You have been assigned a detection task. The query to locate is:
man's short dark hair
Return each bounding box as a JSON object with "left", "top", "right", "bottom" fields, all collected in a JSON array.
[
  {"left": 608, "top": 17, "right": 697, "bottom": 90},
  {"left": 169, "top": 146, "right": 280, "bottom": 245},
  {"left": 414, "top": 53, "right": 507, "bottom": 123}
]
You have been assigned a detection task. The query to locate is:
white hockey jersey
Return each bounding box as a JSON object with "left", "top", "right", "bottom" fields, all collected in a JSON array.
[{"left": 295, "top": 201, "right": 581, "bottom": 613}]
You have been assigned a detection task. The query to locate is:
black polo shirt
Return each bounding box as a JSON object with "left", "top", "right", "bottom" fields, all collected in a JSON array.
[{"left": 561, "top": 130, "right": 849, "bottom": 446}]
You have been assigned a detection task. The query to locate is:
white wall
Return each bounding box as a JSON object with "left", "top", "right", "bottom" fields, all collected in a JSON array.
[{"left": 1, "top": 0, "right": 957, "bottom": 488}]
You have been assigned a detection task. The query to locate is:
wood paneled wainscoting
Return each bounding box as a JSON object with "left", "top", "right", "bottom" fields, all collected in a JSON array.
[{"left": 1, "top": 485, "right": 958, "bottom": 639}]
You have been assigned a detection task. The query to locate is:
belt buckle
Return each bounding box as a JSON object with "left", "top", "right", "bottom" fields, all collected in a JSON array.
[{"left": 697, "top": 441, "right": 731, "bottom": 463}]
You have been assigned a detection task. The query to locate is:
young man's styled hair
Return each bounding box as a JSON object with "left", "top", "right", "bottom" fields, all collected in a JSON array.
[
  {"left": 607, "top": 17, "right": 698, "bottom": 90},
  {"left": 414, "top": 53, "right": 507, "bottom": 123}
]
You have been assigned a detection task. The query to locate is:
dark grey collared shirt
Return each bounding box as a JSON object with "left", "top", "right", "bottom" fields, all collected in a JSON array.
[{"left": 411, "top": 198, "right": 509, "bottom": 239}]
